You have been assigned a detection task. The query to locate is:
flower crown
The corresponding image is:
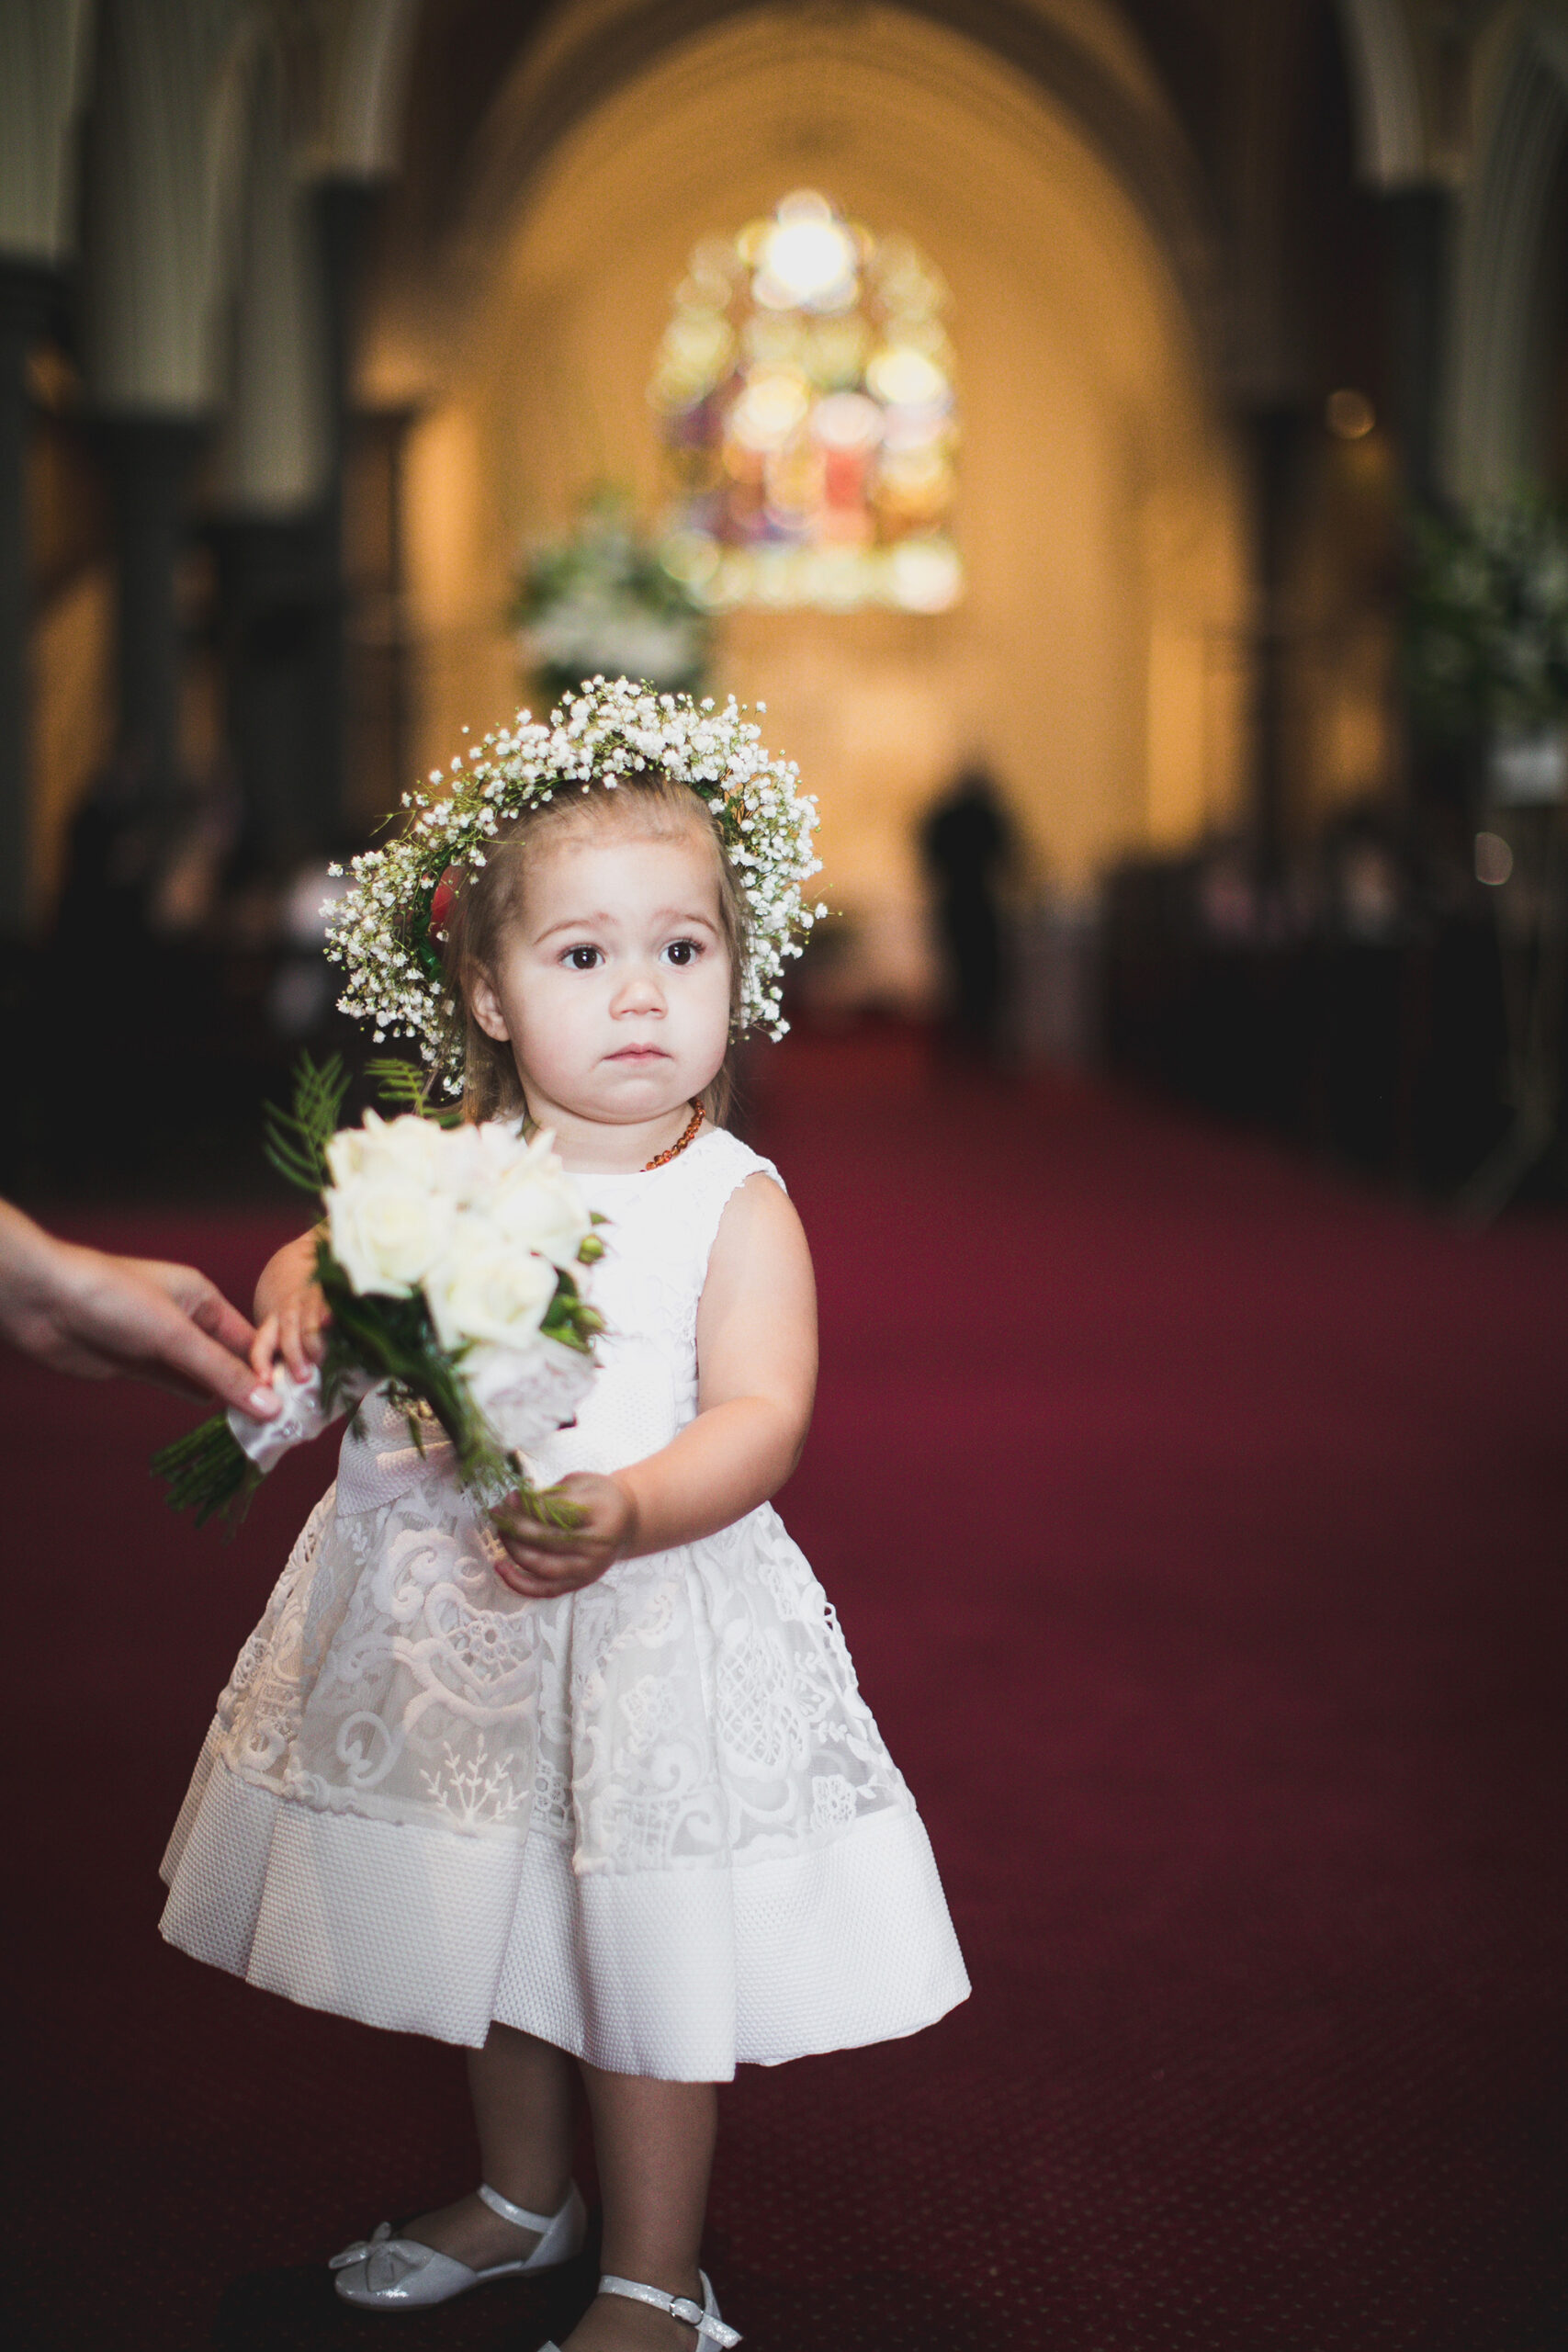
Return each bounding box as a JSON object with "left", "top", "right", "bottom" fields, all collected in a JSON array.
[{"left": 325, "top": 675, "right": 826, "bottom": 1091}]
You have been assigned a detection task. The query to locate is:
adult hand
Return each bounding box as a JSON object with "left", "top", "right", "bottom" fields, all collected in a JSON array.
[
  {"left": 0, "top": 1203, "right": 280, "bottom": 1418},
  {"left": 491, "top": 1472, "right": 637, "bottom": 1597}
]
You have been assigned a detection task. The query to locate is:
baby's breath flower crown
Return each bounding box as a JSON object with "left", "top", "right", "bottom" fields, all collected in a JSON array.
[{"left": 325, "top": 676, "right": 826, "bottom": 1093}]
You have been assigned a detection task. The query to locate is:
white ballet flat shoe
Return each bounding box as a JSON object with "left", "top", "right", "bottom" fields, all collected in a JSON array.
[
  {"left": 330, "top": 2179, "right": 587, "bottom": 2309},
  {"left": 539, "top": 2268, "right": 740, "bottom": 2348}
]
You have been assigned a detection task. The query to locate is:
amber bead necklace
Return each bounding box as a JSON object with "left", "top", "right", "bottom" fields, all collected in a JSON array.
[{"left": 641, "top": 1102, "right": 704, "bottom": 1171}]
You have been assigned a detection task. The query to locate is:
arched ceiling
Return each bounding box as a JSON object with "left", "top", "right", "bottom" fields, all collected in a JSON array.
[
  {"left": 381, "top": 0, "right": 1387, "bottom": 403},
  {"left": 400, "top": 1, "right": 1216, "bottom": 289}
]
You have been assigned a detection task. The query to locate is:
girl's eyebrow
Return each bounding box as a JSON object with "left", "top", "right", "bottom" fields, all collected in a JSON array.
[{"left": 532, "top": 906, "right": 721, "bottom": 944}]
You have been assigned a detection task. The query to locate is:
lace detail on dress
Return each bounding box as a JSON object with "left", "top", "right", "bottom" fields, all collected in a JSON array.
[{"left": 202, "top": 1128, "right": 911, "bottom": 1871}]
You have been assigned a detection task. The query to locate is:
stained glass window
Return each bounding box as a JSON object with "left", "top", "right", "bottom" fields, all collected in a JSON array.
[{"left": 650, "top": 190, "right": 962, "bottom": 614}]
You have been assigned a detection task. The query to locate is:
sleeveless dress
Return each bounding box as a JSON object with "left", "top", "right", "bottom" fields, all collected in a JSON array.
[{"left": 161, "top": 1128, "right": 969, "bottom": 2080}]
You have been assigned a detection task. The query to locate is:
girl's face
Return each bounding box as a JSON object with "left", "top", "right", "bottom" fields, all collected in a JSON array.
[{"left": 469, "top": 820, "right": 732, "bottom": 1135}]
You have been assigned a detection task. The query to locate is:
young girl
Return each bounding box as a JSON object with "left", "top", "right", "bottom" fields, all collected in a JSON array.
[{"left": 160, "top": 683, "right": 969, "bottom": 2350}]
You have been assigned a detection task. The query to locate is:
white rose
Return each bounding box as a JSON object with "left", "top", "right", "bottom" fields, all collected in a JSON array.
[
  {"left": 327, "top": 1173, "right": 457, "bottom": 1295},
  {"left": 486, "top": 1155, "right": 592, "bottom": 1269},
  {"left": 326, "top": 1109, "right": 446, "bottom": 1193},
  {"left": 428, "top": 1118, "right": 532, "bottom": 1204},
  {"left": 424, "top": 1216, "right": 558, "bottom": 1352}
]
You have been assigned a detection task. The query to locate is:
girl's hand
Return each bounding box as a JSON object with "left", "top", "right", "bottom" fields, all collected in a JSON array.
[
  {"left": 491, "top": 1473, "right": 637, "bottom": 1597},
  {"left": 251, "top": 1280, "right": 332, "bottom": 1386}
]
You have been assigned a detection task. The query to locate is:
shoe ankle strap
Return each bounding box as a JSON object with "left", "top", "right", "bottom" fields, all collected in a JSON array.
[
  {"left": 600, "top": 2271, "right": 740, "bottom": 2346},
  {"left": 477, "top": 2180, "right": 557, "bottom": 2233}
]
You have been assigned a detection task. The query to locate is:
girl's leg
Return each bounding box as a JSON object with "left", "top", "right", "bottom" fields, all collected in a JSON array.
[
  {"left": 397, "top": 2021, "right": 580, "bottom": 2267},
  {"left": 564, "top": 2064, "right": 718, "bottom": 2352}
]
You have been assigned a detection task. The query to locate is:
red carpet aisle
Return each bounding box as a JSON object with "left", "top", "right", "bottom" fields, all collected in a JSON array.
[{"left": 8, "top": 1034, "right": 1568, "bottom": 2352}]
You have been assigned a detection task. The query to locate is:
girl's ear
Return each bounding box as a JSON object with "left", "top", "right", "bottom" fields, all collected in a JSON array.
[{"left": 468, "top": 970, "right": 511, "bottom": 1043}]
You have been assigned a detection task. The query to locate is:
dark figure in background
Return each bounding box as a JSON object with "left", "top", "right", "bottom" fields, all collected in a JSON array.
[{"left": 922, "top": 770, "right": 1015, "bottom": 1060}]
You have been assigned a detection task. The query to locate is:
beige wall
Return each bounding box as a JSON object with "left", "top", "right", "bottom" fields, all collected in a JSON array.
[{"left": 383, "top": 6, "right": 1247, "bottom": 1001}]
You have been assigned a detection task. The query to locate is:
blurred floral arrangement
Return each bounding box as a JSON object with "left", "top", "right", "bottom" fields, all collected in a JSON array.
[
  {"left": 1407, "top": 498, "right": 1568, "bottom": 736},
  {"left": 512, "top": 491, "right": 711, "bottom": 700}
]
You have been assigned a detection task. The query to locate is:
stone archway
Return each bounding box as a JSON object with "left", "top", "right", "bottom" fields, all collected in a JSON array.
[
  {"left": 385, "top": 3, "right": 1247, "bottom": 1001},
  {"left": 1447, "top": 17, "right": 1568, "bottom": 501}
]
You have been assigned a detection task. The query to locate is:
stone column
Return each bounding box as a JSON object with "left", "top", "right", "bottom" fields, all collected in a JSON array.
[
  {"left": 1380, "top": 186, "right": 1451, "bottom": 510},
  {"left": 310, "top": 176, "right": 382, "bottom": 836},
  {"left": 210, "top": 514, "right": 329, "bottom": 870},
  {"left": 0, "top": 260, "right": 58, "bottom": 936},
  {"left": 1244, "top": 403, "right": 1309, "bottom": 887},
  {"left": 95, "top": 413, "right": 206, "bottom": 796}
]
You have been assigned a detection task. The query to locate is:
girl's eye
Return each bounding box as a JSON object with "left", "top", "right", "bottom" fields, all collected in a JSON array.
[
  {"left": 562, "top": 944, "right": 603, "bottom": 971},
  {"left": 663, "top": 938, "right": 702, "bottom": 967}
]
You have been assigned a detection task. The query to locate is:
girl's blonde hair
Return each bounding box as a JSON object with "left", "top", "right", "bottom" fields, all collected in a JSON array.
[{"left": 439, "top": 771, "right": 750, "bottom": 1127}]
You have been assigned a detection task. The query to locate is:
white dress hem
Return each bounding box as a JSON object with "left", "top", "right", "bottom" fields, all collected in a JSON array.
[{"left": 161, "top": 1743, "right": 969, "bottom": 2077}]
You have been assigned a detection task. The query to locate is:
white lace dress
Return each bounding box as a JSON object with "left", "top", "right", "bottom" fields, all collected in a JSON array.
[{"left": 161, "top": 1128, "right": 969, "bottom": 2079}]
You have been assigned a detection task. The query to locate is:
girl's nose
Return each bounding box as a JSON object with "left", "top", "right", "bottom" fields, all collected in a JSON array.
[{"left": 612, "top": 965, "right": 666, "bottom": 1015}]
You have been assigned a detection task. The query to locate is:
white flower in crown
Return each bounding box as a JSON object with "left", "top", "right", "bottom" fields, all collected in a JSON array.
[{"left": 322, "top": 677, "right": 828, "bottom": 1091}]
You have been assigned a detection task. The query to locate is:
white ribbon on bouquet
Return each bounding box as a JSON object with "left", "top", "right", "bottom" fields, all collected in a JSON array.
[{"left": 226, "top": 1338, "right": 597, "bottom": 1478}]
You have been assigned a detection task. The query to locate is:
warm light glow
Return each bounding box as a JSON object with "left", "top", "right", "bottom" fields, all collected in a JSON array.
[
  {"left": 865, "top": 345, "right": 948, "bottom": 408},
  {"left": 754, "top": 210, "right": 859, "bottom": 311},
  {"left": 812, "top": 390, "right": 884, "bottom": 452},
  {"left": 1474, "top": 831, "right": 1514, "bottom": 886},
  {"left": 651, "top": 191, "right": 961, "bottom": 612},
  {"left": 729, "top": 371, "right": 813, "bottom": 450},
  {"left": 887, "top": 537, "right": 963, "bottom": 612},
  {"left": 1325, "top": 388, "right": 1376, "bottom": 440}
]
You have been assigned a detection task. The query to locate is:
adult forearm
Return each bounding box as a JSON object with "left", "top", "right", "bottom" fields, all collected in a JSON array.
[
  {"left": 0, "top": 1202, "right": 70, "bottom": 1353},
  {"left": 0, "top": 1200, "right": 273, "bottom": 1412}
]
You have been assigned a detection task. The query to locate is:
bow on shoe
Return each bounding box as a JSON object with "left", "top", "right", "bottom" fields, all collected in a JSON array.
[
  {"left": 328, "top": 2222, "right": 390, "bottom": 2270},
  {"left": 328, "top": 2225, "right": 435, "bottom": 2293}
]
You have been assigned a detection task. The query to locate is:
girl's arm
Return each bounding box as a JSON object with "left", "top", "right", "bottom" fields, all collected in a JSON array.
[
  {"left": 494, "top": 1173, "right": 817, "bottom": 1596},
  {"left": 252, "top": 1229, "right": 331, "bottom": 1383}
]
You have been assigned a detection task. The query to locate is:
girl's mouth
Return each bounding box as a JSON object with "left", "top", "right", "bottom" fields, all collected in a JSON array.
[{"left": 608, "top": 1046, "right": 669, "bottom": 1062}]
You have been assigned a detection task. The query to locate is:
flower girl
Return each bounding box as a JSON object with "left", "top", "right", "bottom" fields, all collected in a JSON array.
[{"left": 161, "top": 681, "right": 969, "bottom": 2351}]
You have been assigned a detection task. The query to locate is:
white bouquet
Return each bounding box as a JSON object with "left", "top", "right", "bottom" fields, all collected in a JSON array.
[{"left": 153, "top": 1057, "right": 604, "bottom": 1530}]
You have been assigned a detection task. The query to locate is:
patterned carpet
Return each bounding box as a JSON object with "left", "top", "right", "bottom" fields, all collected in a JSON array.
[{"left": 10, "top": 1033, "right": 1568, "bottom": 2350}]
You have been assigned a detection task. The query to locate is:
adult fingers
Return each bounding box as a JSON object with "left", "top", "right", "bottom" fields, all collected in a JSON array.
[
  {"left": 135, "top": 1261, "right": 259, "bottom": 1363},
  {"left": 149, "top": 1308, "right": 285, "bottom": 1418}
]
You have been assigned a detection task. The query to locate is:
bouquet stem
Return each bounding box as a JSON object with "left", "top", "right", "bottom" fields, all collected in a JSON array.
[
  {"left": 151, "top": 1417, "right": 261, "bottom": 1531},
  {"left": 152, "top": 1399, "right": 584, "bottom": 1539},
  {"left": 488, "top": 1476, "right": 585, "bottom": 1536}
]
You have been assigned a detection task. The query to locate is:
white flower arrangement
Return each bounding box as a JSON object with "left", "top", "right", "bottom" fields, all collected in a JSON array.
[
  {"left": 153, "top": 1064, "right": 605, "bottom": 1532},
  {"left": 1409, "top": 498, "right": 1568, "bottom": 734},
  {"left": 324, "top": 675, "right": 828, "bottom": 1093},
  {"left": 513, "top": 492, "right": 711, "bottom": 698}
]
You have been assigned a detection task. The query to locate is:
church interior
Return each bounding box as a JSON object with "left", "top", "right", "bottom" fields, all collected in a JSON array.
[
  {"left": 5, "top": 5, "right": 1567, "bottom": 2348},
  {"left": 5, "top": 0, "right": 1565, "bottom": 1196}
]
